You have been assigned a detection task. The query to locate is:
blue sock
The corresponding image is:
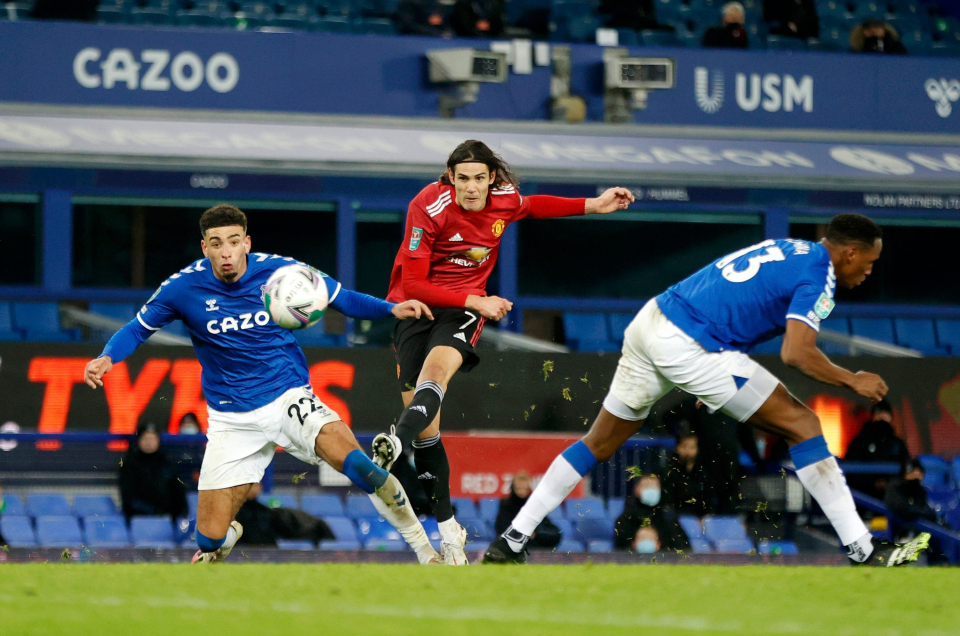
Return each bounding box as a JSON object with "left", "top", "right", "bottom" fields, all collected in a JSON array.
[
  {"left": 196, "top": 530, "right": 225, "bottom": 553},
  {"left": 561, "top": 440, "right": 598, "bottom": 477},
  {"left": 342, "top": 449, "right": 389, "bottom": 494},
  {"left": 789, "top": 435, "right": 832, "bottom": 469}
]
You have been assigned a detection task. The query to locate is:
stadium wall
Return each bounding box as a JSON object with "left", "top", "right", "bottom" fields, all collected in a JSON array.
[{"left": 0, "top": 21, "right": 959, "bottom": 132}]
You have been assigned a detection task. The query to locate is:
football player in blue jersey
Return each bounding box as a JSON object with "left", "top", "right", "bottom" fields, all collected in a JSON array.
[
  {"left": 486, "top": 213, "right": 930, "bottom": 566},
  {"left": 83, "top": 204, "right": 445, "bottom": 565}
]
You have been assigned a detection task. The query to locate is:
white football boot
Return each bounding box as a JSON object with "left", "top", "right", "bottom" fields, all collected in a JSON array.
[
  {"left": 439, "top": 519, "right": 469, "bottom": 566},
  {"left": 191, "top": 521, "right": 243, "bottom": 564},
  {"left": 372, "top": 425, "right": 402, "bottom": 471}
]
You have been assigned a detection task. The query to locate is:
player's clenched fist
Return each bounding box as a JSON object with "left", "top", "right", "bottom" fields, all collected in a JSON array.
[
  {"left": 467, "top": 295, "right": 513, "bottom": 321},
  {"left": 392, "top": 300, "right": 434, "bottom": 321},
  {"left": 84, "top": 356, "right": 113, "bottom": 389},
  {"left": 585, "top": 187, "right": 636, "bottom": 215},
  {"left": 851, "top": 370, "right": 888, "bottom": 403}
]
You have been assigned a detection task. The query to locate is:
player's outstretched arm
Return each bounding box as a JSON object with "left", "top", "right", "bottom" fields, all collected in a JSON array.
[
  {"left": 84, "top": 356, "right": 113, "bottom": 389},
  {"left": 83, "top": 317, "right": 156, "bottom": 389},
  {"left": 392, "top": 300, "right": 434, "bottom": 321},
  {"left": 585, "top": 187, "right": 635, "bottom": 215},
  {"left": 781, "top": 320, "right": 888, "bottom": 402}
]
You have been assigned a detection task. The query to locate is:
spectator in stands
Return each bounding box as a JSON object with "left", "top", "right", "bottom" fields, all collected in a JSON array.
[
  {"left": 178, "top": 413, "right": 201, "bottom": 436},
  {"left": 885, "top": 459, "right": 937, "bottom": 522},
  {"left": 495, "top": 473, "right": 561, "bottom": 549},
  {"left": 850, "top": 19, "right": 908, "bottom": 54},
  {"left": 703, "top": 2, "right": 750, "bottom": 48},
  {"left": 234, "top": 484, "right": 334, "bottom": 547},
  {"left": 845, "top": 400, "right": 910, "bottom": 499},
  {"left": 633, "top": 524, "right": 661, "bottom": 553},
  {"left": 119, "top": 422, "right": 188, "bottom": 521},
  {"left": 764, "top": 0, "right": 818, "bottom": 40},
  {"left": 599, "top": 0, "right": 669, "bottom": 32},
  {"left": 450, "top": 0, "right": 505, "bottom": 38},
  {"left": 30, "top": 0, "right": 99, "bottom": 21},
  {"left": 662, "top": 427, "right": 715, "bottom": 517},
  {"left": 614, "top": 472, "right": 690, "bottom": 551},
  {"left": 394, "top": 0, "right": 452, "bottom": 37}
]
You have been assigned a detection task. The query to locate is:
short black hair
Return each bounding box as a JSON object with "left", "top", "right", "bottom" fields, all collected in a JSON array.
[
  {"left": 825, "top": 213, "right": 882, "bottom": 247},
  {"left": 871, "top": 399, "right": 893, "bottom": 416},
  {"left": 200, "top": 204, "right": 247, "bottom": 238}
]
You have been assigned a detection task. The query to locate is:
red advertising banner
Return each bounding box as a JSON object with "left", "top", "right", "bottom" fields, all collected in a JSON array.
[{"left": 443, "top": 432, "right": 585, "bottom": 501}]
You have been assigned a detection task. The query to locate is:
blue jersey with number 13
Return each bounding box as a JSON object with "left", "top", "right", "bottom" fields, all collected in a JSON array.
[{"left": 655, "top": 238, "right": 837, "bottom": 353}]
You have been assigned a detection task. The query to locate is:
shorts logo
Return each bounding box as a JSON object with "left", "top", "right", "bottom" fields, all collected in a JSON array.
[
  {"left": 454, "top": 332, "right": 467, "bottom": 342},
  {"left": 814, "top": 293, "right": 835, "bottom": 320},
  {"left": 409, "top": 227, "right": 423, "bottom": 251},
  {"left": 492, "top": 219, "right": 505, "bottom": 238}
]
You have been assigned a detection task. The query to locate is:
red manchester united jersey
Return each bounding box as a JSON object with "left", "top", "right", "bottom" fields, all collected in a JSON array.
[{"left": 387, "top": 182, "right": 529, "bottom": 302}]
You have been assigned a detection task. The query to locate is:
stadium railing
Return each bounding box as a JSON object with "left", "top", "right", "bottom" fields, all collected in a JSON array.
[{"left": 851, "top": 490, "right": 960, "bottom": 564}]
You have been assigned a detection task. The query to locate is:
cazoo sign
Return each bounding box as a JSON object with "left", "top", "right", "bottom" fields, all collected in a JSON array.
[
  {"left": 695, "top": 67, "right": 813, "bottom": 114},
  {"left": 73, "top": 48, "right": 239, "bottom": 93}
]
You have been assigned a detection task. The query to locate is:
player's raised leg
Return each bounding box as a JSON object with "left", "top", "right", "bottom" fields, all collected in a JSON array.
[{"left": 192, "top": 485, "right": 248, "bottom": 564}]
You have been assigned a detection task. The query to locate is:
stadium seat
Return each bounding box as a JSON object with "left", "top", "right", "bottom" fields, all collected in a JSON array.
[
  {"left": 345, "top": 495, "right": 379, "bottom": 518},
  {"left": 130, "top": 516, "right": 177, "bottom": 548},
  {"left": 35, "top": 516, "right": 83, "bottom": 547},
  {"left": 452, "top": 498, "right": 479, "bottom": 520},
  {"left": 925, "top": 490, "right": 958, "bottom": 516},
  {"left": 12, "top": 303, "right": 78, "bottom": 342},
  {"left": 819, "top": 316, "right": 850, "bottom": 334},
  {"left": 895, "top": 319, "right": 948, "bottom": 356},
  {"left": 0, "top": 302, "right": 23, "bottom": 340},
  {"left": 83, "top": 516, "right": 131, "bottom": 548},
  {"left": 936, "top": 320, "right": 960, "bottom": 355},
  {"left": 88, "top": 303, "right": 138, "bottom": 323},
  {"left": 73, "top": 495, "right": 119, "bottom": 518},
  {"left": 678, "top": 515, "right": 705, "bottom": 541},
  {"left": 900, "top": 29, "right": 933, "bottom": 54},
  {"left": 689, "top": 538, "right": 713, "bottom": 553},
  {"left": 300, "top": 494, "right": 345, "bottom": 518},
  {"left": 556, "top": 538, "right": 586, "bottom": 552},
  {"left": 364, "top": 538, "right": 407, "bottom": 550},
  {"left": 765, "top": 34, "right": 807, "bottom": 50},
  {"left": 757, "top": 540, "right": 799, "bottom": 555},
  {"left": 616, "top": 28, "right": 640, "bottom": 45},
  {"left": 26, "top": 494, "right": 72, "bottom": 518},
  {"left": 322, "top": 516, "right": 360, "bottom": 543},
  {"left": 606, "top": 498, "right": 625, "bottom": 519},
  {"left": 952, "top": 457, "right": 960, "bottom": 486},
  {"left": 316, "top": 15, "right": 352, "bottom": 32},
  {"left": 1, "top": 516, "right": 37, "bottom": 547},
  {"left": 356, "top": 516, "right": 402, "bottom": 541},
  {"left": 2, "top": 494, "right": 25, "bottom": 516},
  {"left": 478, "top": 498, "right": 500, "bottom": 523},
  {"left": 850, "top": 318, "right": 895, "bottom": 345},
  {"left": 714, "top": 538, "right": 755, "bottom": 553},
  {"left": 573, "top": 518, "right": 615, "bottom": 542},
  {"left": 293, "top": 328, "right": 339, "bottom": 347},
  {"left": 918, "top": 455, "right": 954, "bottom": 491},
  {"left": 608, "top": 314, "right": 634, "bottom": 344},
  {"left": 96, "top": 0, "right": 129, "bottom": 23},
  {"left": 187, "top": 492, "right": 199, "bottom": 519},
  {"left": 420, "top": 517, "right": 442, "bottom": 544},
  {"left": 552, "top": 517, "right": 575, "bottom": 539},
  {"left": 277, "top": 539, "right": 316, "bottom": 549},
  {"left": 564, "top": 314, "right": 618, "bottom": 351},
  {"left": 641, "top": 29, "right": 680, "bottom": 46},
  {"left": 258, "top": 494, "right": 298, "bottom": 509},
  {"left": 702, "top": 515, "right": 748, "bottom": 543},
  {"left": 270, "top": 2, "right": 314, "bottom": 29},
  {"left": 461, "top": 518, "right": 493, "bottom": 541},
  {"left": 237, "top": 1, "right": 274, "bottom": 27},
  {"left": 588, "top": 539, "right": 614, "bottom": 552},
  {"left": 352, "top": 17, "right": 395, "bottom": 33},
  {"left": 175, "top": 517, "right": 196, "bottom": 545},
  {"left": 932, "top": 41, "right": 960, "bottom": 57},
  {"left": 130, "top": 4, "right": 173, "bottom": 24},
  {"left": 564, "top": 497, "right": 606, "bottom": 519},
  {"left": 318, "top": 539, "right": 362, "bottom": 550}
]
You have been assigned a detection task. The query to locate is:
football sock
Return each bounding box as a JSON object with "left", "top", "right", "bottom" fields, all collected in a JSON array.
[
  {"left": 395, "top": 381, "right": 444, "bottom": 450},
  {"left": 413, "top": 434, "right": 453, "bottom": 522},
  {"left": 223, "top": 523, "right": 239, "bottom": 550},
  {"left": 367, "top": 473, "right": 434, "bottom": 555},
  {"left": 790, "top": 435, "right": 874, "bottom": 562},
  {"left": 511, "top": 441, "right": 598, "bottom": 547},
  {"left": 342, "top": 449, "right": 389, "bottom": 494},
  {"left": 196, "top": 530, "right": 225, "bottom": 553}
]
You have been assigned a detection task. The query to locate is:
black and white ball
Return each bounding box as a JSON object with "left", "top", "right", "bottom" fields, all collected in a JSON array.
[{"left": 263, "top": 264, "right": 329, "bottom": 330}]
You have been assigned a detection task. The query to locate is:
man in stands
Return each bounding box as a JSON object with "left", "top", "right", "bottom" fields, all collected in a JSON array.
[
  {"left": 845, "top": 399, "right": 910, "bottom": 499},
  {"left": 703, "top": 2, "right": 749, "bottom": 48},
  {"left": 372, "top": 140, "right": 634, "bottom": 565}
]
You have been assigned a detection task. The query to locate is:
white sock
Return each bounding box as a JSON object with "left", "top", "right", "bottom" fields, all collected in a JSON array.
[
  {"left": 223, "top": 524, "right": 239, "bottom": 550},
  {"left": 513, "top": 454, "right": 583, "bottom": 538},
  {"left": 438, "top": 516, "right": 460, "bottom": 541},
  {"left": 795, "top": 456, "right": 873, "bottom": 561},
  {"left": 368, "top": 473, "right": 431, "bottom": 552}
]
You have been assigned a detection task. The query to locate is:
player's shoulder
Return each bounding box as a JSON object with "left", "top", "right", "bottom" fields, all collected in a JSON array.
[
  {"left": 249, "top": 252, "right": 303, "bottom": 273},
  {"left": 489, "top": 182, "right": 522, "bottom": 208},
  {"left": 146, "top": 258, "right": 208, "bottom": 303},
  {"left": 777, "top": 239, "right": 829, "bottom": 267},
  {"left": 413, "top": 181, "right": 455, "bottom": 217}
]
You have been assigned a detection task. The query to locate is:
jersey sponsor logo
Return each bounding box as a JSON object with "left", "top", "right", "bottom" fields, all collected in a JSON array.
[
  {"left": 446, "top": 247, "right": 492, "bottom": 268},
  {"left": 448, "top": 233, "right": 464, "bottom": 242},
  {"left": 492, "top": 219, "right": 506, "bottom": 238},
  {"left": 206, "top": 311, "right": 271, "bottom": 334},
  {"left": 409, "top": 227, "right": 423, "bottom": 251},
  {"left": 814, "top": 293, "right": 835, "bottom": 320},
  {"left": 205, "top": 298, "right": 220, "bottom": 312}
]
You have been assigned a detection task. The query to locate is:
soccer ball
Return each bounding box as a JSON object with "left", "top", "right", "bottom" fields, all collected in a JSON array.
[{"left": 263, "top": 264, "right": 329, "bottom": 330}]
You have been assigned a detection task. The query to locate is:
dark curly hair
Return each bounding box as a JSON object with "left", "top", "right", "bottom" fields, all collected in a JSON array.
[
  {"left": 199, "top": 204, "right": 247, "bottom": 238},
  {"left": 439, "top": 140, "right": 518, "bottom": 189},
  {"left": 826, "top": 213, "right": 882, "bottom": 247}
]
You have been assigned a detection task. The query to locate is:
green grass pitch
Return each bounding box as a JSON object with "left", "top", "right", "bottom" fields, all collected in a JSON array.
[{"left": 1, "top": 564, "right": 957, "bottom": 636}]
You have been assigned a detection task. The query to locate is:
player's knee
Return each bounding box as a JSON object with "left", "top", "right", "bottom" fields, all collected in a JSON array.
[
  {"left": 790, "top": 410, "right": 822, "bottom": 445},
  {"left": 315, "top": 421, "right": 361, "bottom": 470}
]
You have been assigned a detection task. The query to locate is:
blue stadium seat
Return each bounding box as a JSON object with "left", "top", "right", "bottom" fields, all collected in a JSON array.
[
  {"left": 925, "top": 490, "right": 958, "bottom": 516},
  {"left": 356, "top": 516, "right": 402, "bottom": 541},
  {"left": 316, "top": 15, "right": 352, "bottom": 32},
  {"left": 84, "top": 515, "right": 131, "bottom": 548},
  {"left": 765, "top": 34, "right": 807, "bottom": 50},
  {"left": 564, "top": 497, "right": 606, "bottom": 519},
  {"left": 556, "top": 538, "right": 586, "bottom": 552},
  {"left": 616, "top": 28, "right": 640, "bottom": 45},
  {"left": 301, "top": 494, "right": 345, "bottom": 518},
  {"left": 714, "top": 538, "right": 755, "bottom": 553},
  {"left": 176, "top": 4, "right": 229, "bottom": 27},
  {"left": 131, "top": 4, "right": 174, "bottom": 24},
  {"left": 820, "top": 316, "right": 850, "bottom": 334},
  {"left": 952, "top": 457, "right": 960, "bottom": 487},
  {"left": 606, "top": 498, "right": 625, "bottom": 519},
  {"left": 420, "top": 517, "right": 442, "bottom": 545},
  {"left": 12, "top": 303, "right": 77, "bottom": 342},
  {"left": 74, "top": 495, "right": 118, "bottom": 518},
  {"left": 88, "top": 303, "right": 138, "bottom": 323},
  {"left": 238, "top": 1, "right": 274, "bottom": 27},
  {"left": 187, "top": 492, "right": 199, "bottom": 519},
  {"left": 36, "top": 516, "right": 83, "bottom": 547},
  {"left": 678, "top": 515, "right": 705, "bottom": 541},
  {"left": 293, "top": 327, "right": 339, "bottom": 347},
  {"left": 757, "top": 540, "right": 799, "bottom": 555},
  {"left": 641, "top": 29, "right": 680, "bottom": 46},
  {"left": 588, "top": 539, "right": 614, "bottom": 552},
  {"left": 277, "top": 539, "right": 316, "bottom": 549},
  {"left": 573, "top": 518, "right": 615, "bottom": 542},
  {"left": 345, "top": 495, "right": 378, "bottom": 518},
  {"left": 608, "top": 313, "right": 634, "bottom": 344},
  {"left": 318, "top": 539, "right": 362, "bottom": 550},
  {"left": 364, "top": 538, "right": 407, "bottom": 550},
  {"left": 352, "top": 17, "right": 395, "bottom": 33},
  {"left": 452, "top": 498, "right": 478, "bottom": 519},
  {"left": 562, "top": 12, "right": 602, "bottom": 43},
  {"left": 931, "top": 41, "right": 960, "bottom": 57},
  {"left": 461, "top": 517, "right": 493, "bottom": 541},
  {"left": 130, "top": 516, "right": 176, "bottom": 548},
  {"left": 849, "top": 318, "right": 895, "bottom": 344},
  {"left": 918, "top": 455, "right": 954, "bottom": 491},
  {"left": 26, "top": 494, "right": 71, "bottom": 518},
  {"left": 478, "top": 498, "right": 500, "bottom": 522},
  {"left": 0, "top": 2, "right": 33, "bottom": 20},
  {"left": 175, "top": 517, "right": 196, "bottom": 545},
  {"left": 322, "top": 516, "right": 359, "bottom": 543},
  {"left": 2, "top": 494, "right": 25, "bottom": 516},
  {"left": 563, "top": 313, "right": 617, "bottom": 351},
  {"left": 900, "top": 29, "right": 933, "bottom": 54},
  {"left": 97, "top": 0, "right": 129, "bottom": 23},
  {"left": 270, "top": 2, "right": 315, "bottom": 28},
  {"left": 703, "top": 515, "right": 748, "bottom": 543},
  {"left": 885, "top": 15, "right": 924, "bottom": 33},
  {"left": 689, "top": 538, "right": 713, "bottom": 553},
  {"left": 0, "top": 302, "right": 22, "bottom": 340},
  {"left": 852, "top": 0, "right": 884, "bottom": 20},
  {"left": 936, "top": 320, "right": 960, "bottom": 355},
  {"left": 895, "top": 319, "right": 948, "bottom": 356},
  {"left": 552, "top": 518, "right": 575, "bottom": 540},
  {"left": 0, "top": 516, "right": 37, "bottom": 547},
  {"left": 258, "top": 494, "right": 298, "bottom": 509}
]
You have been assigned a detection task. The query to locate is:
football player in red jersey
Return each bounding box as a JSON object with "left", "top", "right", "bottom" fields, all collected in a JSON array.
[{"left": 372, "top": 139, "right": 634, "bottom": 565}]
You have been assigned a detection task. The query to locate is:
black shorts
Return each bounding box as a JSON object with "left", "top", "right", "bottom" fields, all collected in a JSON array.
[{"left": 394, "top": 307, "right": 486, "bottom": 391}]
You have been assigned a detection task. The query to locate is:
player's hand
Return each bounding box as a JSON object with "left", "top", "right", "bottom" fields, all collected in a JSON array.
[
  {"left": 84, "top": 356, "right": 113, "bottom": 389},
  {"left": 850, "top": 371, "right": 888, "bottom": 402},
  {"left": 467, "top": 295, "right": 513, "bottom": 321},
  {"left": 393, "top": 300, "right": 434, "bottom": 321},
  {"left": 585, "top": 187, "right": 635, "bottom": 215}
]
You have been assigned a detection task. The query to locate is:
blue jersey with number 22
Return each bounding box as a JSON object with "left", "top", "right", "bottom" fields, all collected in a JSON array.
[{"left": 655, "top": 239, "right": 837, "bottom": 353}]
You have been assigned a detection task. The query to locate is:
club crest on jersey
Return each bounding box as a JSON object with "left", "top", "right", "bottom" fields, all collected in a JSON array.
[
  {"left": 814, "top": 293, "right": 835, "bottom": 319},
  {"left": 492, "top": 219, "right": 506, "bottom": 238},
  {"left": 205, "top": 298, "right": 220, "bottom": 312},
  {"left": 409, "top": 227, "right": 424, "bottom": 251}
]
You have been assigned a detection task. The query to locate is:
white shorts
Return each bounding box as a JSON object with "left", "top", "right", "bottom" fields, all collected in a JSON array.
[
  {"left": 199, "top": 385, "right": 342, "bottom": 491},
  {"left": 603, "top": 299, "right": 779, "bottom": 423}
]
